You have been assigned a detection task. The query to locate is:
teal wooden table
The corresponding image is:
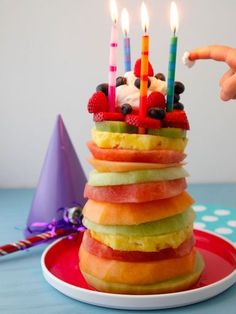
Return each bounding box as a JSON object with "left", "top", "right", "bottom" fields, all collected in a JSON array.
[{"left": 0, "top": 185, "right": 235, "bottom": 314}]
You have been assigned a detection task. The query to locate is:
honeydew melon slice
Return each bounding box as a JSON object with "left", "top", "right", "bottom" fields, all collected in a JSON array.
[
  {"left": 81, "top": 252, "right": 204, "bottom": 294},
  {"left": 92, "top": 129, "right": 188, "bottom": 152},
  {"left": 88, "top": 167, "right": 189, "bottom": 186},
  {"left": 148, "top": 128, "right": 187, "bottom": 138},
  {"left": 79, "top": 245, "right": 196, "bottom": 285},
  {"left": 90, "top": 225, "right": 193, "bottom": 252},
  {"left": 83, "top": 191, "right": 194, "bottom": 225},
  {"left": 83, "top": 207, "right": 195, "bottom": 236},
  {"left": 95, "top": 121, "right": 137, "bottom": 134},
  {"left": 88, "top": 158, "right": 185, "bottom": 173}
]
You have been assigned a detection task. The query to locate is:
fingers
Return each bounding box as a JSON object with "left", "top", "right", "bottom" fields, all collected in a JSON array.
[
  {"left": 220, "top": 73, "right": 236, "bottom": 101},
  {"left": 189, "top": 45, "right": 236, "bottom": 69},
  {"left": 219, "top": 69, "right": 234, "bottom": 87}
]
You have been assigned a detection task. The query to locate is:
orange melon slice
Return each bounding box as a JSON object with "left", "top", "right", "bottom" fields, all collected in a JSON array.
[
  {"left": 79, "top": 244, "right": 196, "bottom": 285},
  {"left": 83, "top": 191, "right": 194, "bottom": 225},
  {"left": 88, "top": 157, "right": 185, "bottom": 173}
]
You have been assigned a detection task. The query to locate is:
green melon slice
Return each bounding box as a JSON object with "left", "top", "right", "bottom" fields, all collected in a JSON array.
[
  {"left": 148, "top": 128, "right": 187, "bottom": 138},
  {"left": 83, "top": 207, "right": 195, "bottom": 236},
  {"left": 95, "top": 121, "right": 137, "bottom": 133},
  {"left": 88, "top": 167, "right": 189, "bottom": 186}
]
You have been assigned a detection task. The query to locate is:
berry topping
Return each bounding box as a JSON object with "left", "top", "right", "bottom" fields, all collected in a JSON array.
[
  {"left": 174, "top": 81, "right": 185, "bottom": 94},
  {"left": 174, "top": 93, "right": 180, "bottom": 103},
  {"left": 146, "top": 91, "right": 166, "bottom": 110},
  {"left": 162, "top": 110, "right": 190, "bottom": 130},
  {"left": 134, "top": 59, "right": 154, "bottom": 78},
  {"left": 155, "top": 73, "right": 166, "bottom": 81},
  {"left": 121, "top": 103, "right": 133, "bottom": 115},
  {"left": 96, "top": 83, "right": 108, "bottom": 96},
  {"left": 174, "top": 102, "right": 184, "bottom": 111},
  {"left": 94, "top": 112, "right": 125, "bottom": 122},
  {"left": 125, "top": 114, "right": 161, "bottom": 129},
  {"left": 116, "top": 76, "right": 127, "bottom": 87},
  {"left": 148, "top": 108, "right": 166, "bottom": 120},
  {"left": 88, "top": 91, "right": 109, "bottom": 113},
  {"left": 134, "top": 78, "right": 151, "bottom": 89}
]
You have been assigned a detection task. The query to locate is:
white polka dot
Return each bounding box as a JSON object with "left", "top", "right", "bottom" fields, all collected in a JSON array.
[
  {"left": 193, "top": 205, "right": 207, "bottom": 212},
  {"left": 227, "top": 220, "right": 236, "bottom": 228},
  {"left": 202, "top": 215, "right": 219, "bottom": 222},
  {"left": 214, "top": 209, "right": 231, "bottom": 216},
  {"left": 215, "top": 227, "right": 233, "bottom": 235},
  {"left": 194, "top": 222, "right": 206, "bottom": 229}
]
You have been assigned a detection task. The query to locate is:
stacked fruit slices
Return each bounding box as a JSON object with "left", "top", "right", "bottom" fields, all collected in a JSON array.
[{"left": 79, "top": 121, "right": 204, "bottom": 294}]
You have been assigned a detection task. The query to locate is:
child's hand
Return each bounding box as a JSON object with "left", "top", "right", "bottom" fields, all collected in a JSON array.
[{"left": 189, "top": 45, "right": 236, "bottom": 101}]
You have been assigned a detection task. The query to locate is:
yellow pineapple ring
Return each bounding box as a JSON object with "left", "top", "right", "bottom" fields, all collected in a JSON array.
[
  {"left": 90, "top": 225, "right": 193, "bottom": 252},
  {"left": 91, "top": 128, "right": 188, "bottom": 152}
]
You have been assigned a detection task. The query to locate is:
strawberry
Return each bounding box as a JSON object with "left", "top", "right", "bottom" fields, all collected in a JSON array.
[
  {"left": 162, "top": 110, "right": 190, "bottom": 130},
  {"left": 93, "top": 112, "right": 125, "bottom": 122},
  {"left": 134, "top": 59, "right": 154, "bottom": 78},
  {"left": 87, "top": 91, "right": 109, "bottom": 114},
  {"left": 125, "top": 114, "right": 161, "bottom": 129},
  {"left": 146, "top": 91, "right": 166, "bottom": 110}
]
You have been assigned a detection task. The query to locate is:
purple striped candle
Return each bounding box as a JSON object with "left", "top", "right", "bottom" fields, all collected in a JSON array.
[{"left": 108, "top": 0, "right": 118, "bottom": 112}]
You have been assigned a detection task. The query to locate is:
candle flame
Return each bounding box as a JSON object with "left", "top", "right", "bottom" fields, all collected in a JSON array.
[
  {"left": 121, "top": 8, "right": 129, "bottom": 37},
  {"left": 141, "top": 2, "right": 149, "bottom": 34},
  {"left": 110, "top": 0, "right": 118, "bottom": 24},
  {"left": 170, "top": 1, "right": 179, "bottom": 34}
]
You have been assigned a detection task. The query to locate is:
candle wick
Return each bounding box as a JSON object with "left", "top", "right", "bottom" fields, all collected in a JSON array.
[{"left": 173, "top": 27, "right": 176, "bottom": 36}]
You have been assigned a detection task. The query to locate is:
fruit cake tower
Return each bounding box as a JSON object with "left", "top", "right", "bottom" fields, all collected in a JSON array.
[{"left": 79, "top": 59, "right": 204, "bottom": 294}]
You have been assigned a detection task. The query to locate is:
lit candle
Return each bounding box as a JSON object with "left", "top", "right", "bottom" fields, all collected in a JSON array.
[
  {"left": 108, "top": 0, "right": 118, "bottom": 112},
  {"left": 167, "top": 1, "right": 179, "bottom": 112},
  {"left": 139, "top": 2, "right": 149, "bottom": 123},
  {"left": 121, "top": 8, "right": 131, "bottom": 72}
]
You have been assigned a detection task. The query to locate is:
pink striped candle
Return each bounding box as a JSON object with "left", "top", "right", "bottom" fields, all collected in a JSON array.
[{"left": 108, "top": 0, "right": 118, "bottom": 112}]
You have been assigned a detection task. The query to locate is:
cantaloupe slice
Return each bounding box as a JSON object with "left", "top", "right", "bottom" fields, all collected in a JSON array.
[
  {"left": 92, "top": 128, "right": 188, "bottom": 152},
  {"left": 88, "top": 157, "right": 185, "bottom": 173},
  {"left": 79, "top": 244, "right": 196, "bottom": 285},
  {"left": 81, "top": 252, "right": 204, "bottom": 294},
  {"left": 82, "top": 191, "right": 194, "bottom": 225}
]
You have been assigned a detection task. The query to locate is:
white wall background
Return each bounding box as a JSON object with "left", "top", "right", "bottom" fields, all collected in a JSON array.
[{"left": 0, "top": 0, "right": 236, "bottom": 188}]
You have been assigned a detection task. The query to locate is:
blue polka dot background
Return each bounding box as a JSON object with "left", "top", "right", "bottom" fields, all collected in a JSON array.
[{"left": 193, "top": 204, "right": 236, "bottom": 244}]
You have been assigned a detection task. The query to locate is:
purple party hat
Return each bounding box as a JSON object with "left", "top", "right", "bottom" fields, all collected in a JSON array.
[{"left": 25, "top": 114, "right": 87, "bottom": 236}]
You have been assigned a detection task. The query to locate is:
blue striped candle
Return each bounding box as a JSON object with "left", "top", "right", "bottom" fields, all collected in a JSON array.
[
  {"left": 124, "top": 37, "right": 131, "bottom": 72},
  {"left": 167, "top": 35, "right": 178, "bottom": 112}
]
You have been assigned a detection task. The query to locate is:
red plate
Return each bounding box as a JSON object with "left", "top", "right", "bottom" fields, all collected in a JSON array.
[{"left": 41, "top": 230, "right": 236, "bottom": 310}]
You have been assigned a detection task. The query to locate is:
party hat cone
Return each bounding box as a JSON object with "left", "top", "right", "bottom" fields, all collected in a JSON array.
[{"left": 25, "top": 114, "right": 87, "bottom": 235}]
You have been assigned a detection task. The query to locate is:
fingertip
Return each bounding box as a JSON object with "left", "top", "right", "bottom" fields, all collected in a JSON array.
[{"left": 220, "top": 90, "right": 231, "bottom": 101}]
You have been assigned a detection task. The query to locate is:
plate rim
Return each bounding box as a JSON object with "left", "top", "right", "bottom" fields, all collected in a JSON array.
[{"left": 41, "top": 229, "right": 236, "bottom": 310}]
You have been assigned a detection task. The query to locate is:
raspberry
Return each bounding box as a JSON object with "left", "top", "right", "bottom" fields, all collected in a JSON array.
[
  {"left": 125, "top": 114, "right": 161, "bottom": 129},
  {"left": 146, "top": 91, "right": 166, "bottom": 110},
  {"left": 93, "top": 112, "right": 125, "bottom": 122},
  {"left": 134, "top": 59, "right": 154, "bottom": 77},
  {"left": 87, "top": 91, "right": 109, "bottom": 114},
  {"left": 162, "top": 110, "right": 190, "bottom": 130}
]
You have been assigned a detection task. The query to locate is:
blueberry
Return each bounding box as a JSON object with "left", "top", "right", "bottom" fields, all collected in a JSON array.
[
  {"left": 135, "top": 78, "right": 151, "bottom": 89},
  {"left": 155, "top": 73, "right": 166, "bottom": 81},
  {"left": 121, "top": 103, "right": 132, "bottom": 115},
  {"left": 116, "top": 76, "right": 127, "bottom": 87},
  {"left": 148, "top": 108, "right": 166, "bottom": 120},
  {"left": 96, "top": 83, "right": 108, "bottom": 96},
  {"left": 174, "top": 102, "right": 184, "bottom": 110},
  {"left": 174, "top": 93, "right": 180, "bottom": 103},
  {"left": 174, "top": 81, "right": 185, "bottom": 94}
]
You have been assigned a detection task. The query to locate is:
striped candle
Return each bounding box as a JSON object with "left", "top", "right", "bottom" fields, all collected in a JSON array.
[
  {"left": 108, "top": 0, "right": 118, "bottom": 112},
  {"left": 121, "top": 8, "right": 131, "bottom": 72},
  {"left": 167, "top": 1, "right": 179, "bottom": 112},
  {"left": 139, "top": 2, "right": 149, "bottom": 134}
]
